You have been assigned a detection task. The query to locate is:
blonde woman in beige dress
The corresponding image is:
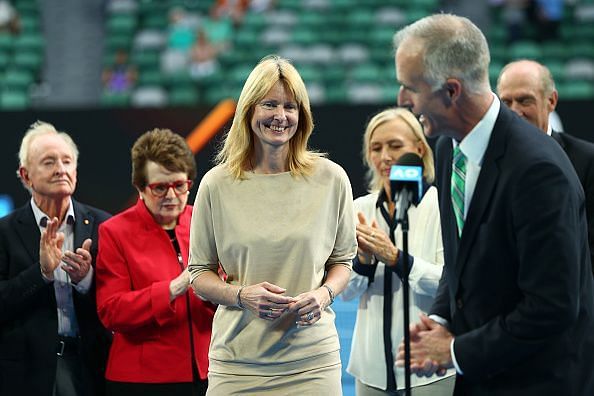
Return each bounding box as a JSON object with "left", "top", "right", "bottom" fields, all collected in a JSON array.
[{"left": 188, "top": 55, "right": 357, "bottom": 395}]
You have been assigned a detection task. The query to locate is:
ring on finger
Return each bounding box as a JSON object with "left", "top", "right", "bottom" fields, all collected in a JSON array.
[
  {"left": 268, "top": 309, "right": 274, "bottom": 317},
  {"left": 306, "top": 312, "right": 314, "bottom": 321},
  {"left": 370, "top": 232, "right": 376, "bottom": 238}
]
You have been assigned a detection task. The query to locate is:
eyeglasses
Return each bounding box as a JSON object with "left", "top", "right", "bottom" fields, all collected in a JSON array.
[{"left": 146, "top": 180, "right": 193, "bottom": 197}]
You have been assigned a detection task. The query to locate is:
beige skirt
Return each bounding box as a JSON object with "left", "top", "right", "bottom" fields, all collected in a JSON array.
[{"left": 206, "top": 362, "right": 343, "bottom": 396}]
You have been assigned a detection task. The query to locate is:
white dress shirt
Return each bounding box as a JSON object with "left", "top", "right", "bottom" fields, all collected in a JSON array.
[
  {"left": 342, "top": 186, "right": 455, "bottom": 390},
  {"left": 31, "top": 198, "right": 92, "bottom": 336},
  {"left": 442, "top": 93, "right": 501, "bottom": 374}
]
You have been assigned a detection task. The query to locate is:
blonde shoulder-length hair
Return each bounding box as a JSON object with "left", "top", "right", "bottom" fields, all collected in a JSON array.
[
  {"left": 216, "top": 55, "right": 324, "bottom": 179},
  {"left": 362, "top": 107, "right": 435, "bottom": 192}
]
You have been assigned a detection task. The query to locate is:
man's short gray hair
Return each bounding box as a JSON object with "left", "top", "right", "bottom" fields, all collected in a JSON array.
[{"left": 393, "top": 14, "right": 491, "bottom": 95}]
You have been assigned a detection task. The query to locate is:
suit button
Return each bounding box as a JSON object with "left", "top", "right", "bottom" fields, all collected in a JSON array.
[{"left": 456, "top": 298, "right": 463, "bottom": 309}]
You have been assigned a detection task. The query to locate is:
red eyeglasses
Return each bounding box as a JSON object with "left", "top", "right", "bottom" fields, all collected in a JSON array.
[{"left": 146, "top": 180, "right": 193, "bottom": 197}]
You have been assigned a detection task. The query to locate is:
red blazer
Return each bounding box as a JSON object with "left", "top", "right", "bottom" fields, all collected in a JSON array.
[{"left": 96, "top": 199, "right": 215, "bottom": 383}]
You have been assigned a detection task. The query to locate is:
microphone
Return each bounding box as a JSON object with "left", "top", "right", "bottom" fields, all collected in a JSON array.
[{"left": 389, "top": 153, "right": 424, "bottom": 223}]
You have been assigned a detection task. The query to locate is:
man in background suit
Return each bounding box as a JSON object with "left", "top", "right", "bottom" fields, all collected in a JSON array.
[
  {"left": 497, "top": 59, "right": 594, "bottom": 274},
  {"left": 0, "top": 121, "right": 111, "bottom": 396},
  {"left": 393, "top": 14, "right": 594, "bottom": 395}
]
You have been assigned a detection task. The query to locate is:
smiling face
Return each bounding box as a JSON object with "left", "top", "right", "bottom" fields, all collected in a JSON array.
[
  {"left": 250, "top": 80, "right": 299, "bottom": 153},
  {"left": 139, "top": 161, "right": 190, "bottom": 229},
  {"left": 20, "top": 133, "right": 77, "bottom": 202},
  {"left": 396, "top": 40, "right": 450, "bottom": 138},
  {"left": 369, "top": 117, "right": 425, "bottom": 189},
  {"left": 497, "top": 61, "right": 557, "bottom": 132}
]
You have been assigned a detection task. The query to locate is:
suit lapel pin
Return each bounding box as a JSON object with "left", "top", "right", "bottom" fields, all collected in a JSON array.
[{"left": 84, "top": 219, "right": 90, "bottom": 225}]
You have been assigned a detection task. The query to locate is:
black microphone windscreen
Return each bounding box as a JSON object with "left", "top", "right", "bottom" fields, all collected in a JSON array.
[{"left": 396, "top": 152, "right": 423, "bottom": 168}]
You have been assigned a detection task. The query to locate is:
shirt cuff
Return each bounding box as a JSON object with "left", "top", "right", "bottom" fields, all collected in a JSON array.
[
  {"left": 72, "top": 265, "right": 93, "bottom": 294},
  {"left": 352, "top": 255, "right": 378, "bottom": 283},
  {"left": 391, "top": 253, "right": 414, "bottom": 279},
  {"left": 40, "top": 267, "right": 54, "bottom": 283},
  {"left": 428, "top": 314, "right": 449, "bottom": 327},
  {"left": 451, "top": 338, "right": 463, "bottom": 375}
]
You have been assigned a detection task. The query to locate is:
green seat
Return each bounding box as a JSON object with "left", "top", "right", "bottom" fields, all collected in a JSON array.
[
  {"left": 323, "top": 67, "right": 347, "bottom": 84},
  {"left": 277, "top": 0, "right": 301, "bottom": 10},
  {"left": 132, "top": 50, "right": 160, "bottom": 69},
  {"left": 509, "top": 41, "right": 542, "bottom": 60},
  {"left": 489, "top": 62, "right": 504, "bottom": 83},
  {"left": 541, "top": 41, "right": 571, "bottom": 61},
  {"left": 300, "top": 12, "right": 325, "bottom": 26},
  {"left": 3, "top": 69, "right": 34, "bottom": 89},
  {"left": 13, "top": 51, "right": 43, "bottom": 71},
  {"left": 0, "top": 90, "right": 29, "bottom": 109},
  {"left": 489, "top": 44, "right": 508, "bottom": 63},
  {"left": 234, "top": 29, "right": 259, "bottom": 47},
  {"left": 351, "top": 63, "right": 383, "bottom": 83},
  {"left": 297, "top": 65, "right": 323, "bottom": 84},
  {"left": 557, "top": 81, "right": 594, "bottom": 99},
  {"left": 242, "top": 13, "right": 266, "bottom": 31},
  {"left": 142, "top": 13, "right": 168, "bottom": 30},
  {"left": 169, "top": 87, "right": 199, "bottom": 106},
  {"left": 413, "top": 0, "right": 439, "bottom": 10},
  {"left": 346, "top": 10, "right": 374, "bottom": 27},
  {"left": 406, "top": 8, "right": 430, "bottom": 24},
  {"left": 107, "top": 14, "right": 137, "bottom": 34},
  {"left": 204, "top": 85, "right": 240, "bottom": 104},
  {"left": 292, "top": 28, "right": 318, "bottom": 45},
  {"left": 487, "top": 24, "right": 508, "bottom": 44},
  {"left": 324, "top": 85, "right": 348, "bottom": 104},
  {"left": 19, "top": 14, "right": 39, "bottom": 33},
  {"left": 0, "top": 51, "right": 10, "bottom": 69},
  {"left": 0, "top": 34, "right": 13, "bottom": 51},
  {"left": 228, "top": 65, "right": 253, "bottom": 85},
  {"left": 138, "top": 69, "right": 163, "bottom": 86},
  {"left": 100, "top": 91, "right": 131, "bottom": 107},
  {"left": 331, "top": 0, "right": 357, "bottom": 8},
  {"left": 106, "top": 34, "right": 134, "bottom": 50},
  {"left": 14, "top": 34, "right": 44, "bottom": 51},
  {"left": 14, "top": 0, "right": 38, "bottom": 13},
  {"left": 382, "top": 84, "right": 399, "bottom": 104},
  {"left": 570, "top": 42, "right": 594, "bottom": 59},
  {"left": 368, "top": 27, "right": 396, "bottom": 49}
]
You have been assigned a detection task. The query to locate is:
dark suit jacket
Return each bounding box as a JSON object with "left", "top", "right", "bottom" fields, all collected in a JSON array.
[
  {"left": 552, "top": 131, "right": 594, "bottom": 274},
  {"left": 0, "top": 200, "right": 111, "bottom": 396},
  {"left": 431, "top": 105, "right": 594, "bottom": 395}
]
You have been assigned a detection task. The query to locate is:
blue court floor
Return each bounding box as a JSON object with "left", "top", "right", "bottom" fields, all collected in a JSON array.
[{"left": 334, "top": 296, "right": 358, "bottom": 396}]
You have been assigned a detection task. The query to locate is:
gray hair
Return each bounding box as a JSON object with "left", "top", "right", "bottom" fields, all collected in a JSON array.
[
  {"left": 17, "top": 121, "right": 79, "bottom": 187},
  {"left": 497, "top": 59, "right": 556, "bottom": 98},
  {"left": 393, "top": 14, "right": 491, "bottom": 95}
]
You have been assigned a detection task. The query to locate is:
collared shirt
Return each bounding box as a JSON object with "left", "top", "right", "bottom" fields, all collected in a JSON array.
[
  {"left": 31, "top": 198, "right": 91, "bottom": 337},
  {"left": 442, "top": 93, "right": 501, "bottom": 374},
  {"left": 452, "top": 92, "right": 501, "bottom": 220}
]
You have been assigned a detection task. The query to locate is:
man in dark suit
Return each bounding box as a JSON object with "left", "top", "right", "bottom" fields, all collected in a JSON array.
[
  {"left": 497, "top": 59, "right": 594, "bottom": 274},
  {"left": 0, "top": 121, "right": 111, "bottom": 396},
  {"left": 393, "top": 14, "right": 594, "bottom": 395}
]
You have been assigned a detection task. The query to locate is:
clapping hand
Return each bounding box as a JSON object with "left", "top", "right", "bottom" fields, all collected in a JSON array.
[
  {"left": 62, "top": 238, "right": 93, "bottom": 284},
  {"left": 396, "top": 313, "right": 454, "bottom": 377},
  {"left": 39, "top": 217, "right": 64, "bottom": 280}
]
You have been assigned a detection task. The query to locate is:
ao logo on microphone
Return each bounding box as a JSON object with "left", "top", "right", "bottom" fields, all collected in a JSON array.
[{"left": 390, "top": 165, "right": 422, "bottom": 182}]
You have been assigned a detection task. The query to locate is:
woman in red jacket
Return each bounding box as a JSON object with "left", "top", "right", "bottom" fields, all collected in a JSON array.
[{"left": 96, "top": 129, "right": 215, "bottom": 395}]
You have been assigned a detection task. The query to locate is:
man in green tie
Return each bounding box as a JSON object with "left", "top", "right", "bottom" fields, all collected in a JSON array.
[{"left": 394, "top": 13, "right": 594, "bottom": 396}]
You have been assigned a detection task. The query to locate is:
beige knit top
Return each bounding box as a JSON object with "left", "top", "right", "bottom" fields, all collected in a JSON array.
[{"left": 188, "top": 157, "right": 357, "bottom": 376}]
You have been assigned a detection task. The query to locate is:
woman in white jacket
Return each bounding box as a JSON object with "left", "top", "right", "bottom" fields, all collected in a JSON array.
[{"left": 341, "top": 108, "right": 455, "bottom": 396}]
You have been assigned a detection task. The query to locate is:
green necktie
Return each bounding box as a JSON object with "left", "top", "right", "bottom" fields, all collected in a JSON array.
[{"left": 451, "top": 146, "right": 467, "bottom": 237}]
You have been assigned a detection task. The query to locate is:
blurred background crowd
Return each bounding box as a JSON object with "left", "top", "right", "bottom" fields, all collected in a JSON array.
[{"left": 0, "top": 0, "right": 592, "bottom": 109}]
